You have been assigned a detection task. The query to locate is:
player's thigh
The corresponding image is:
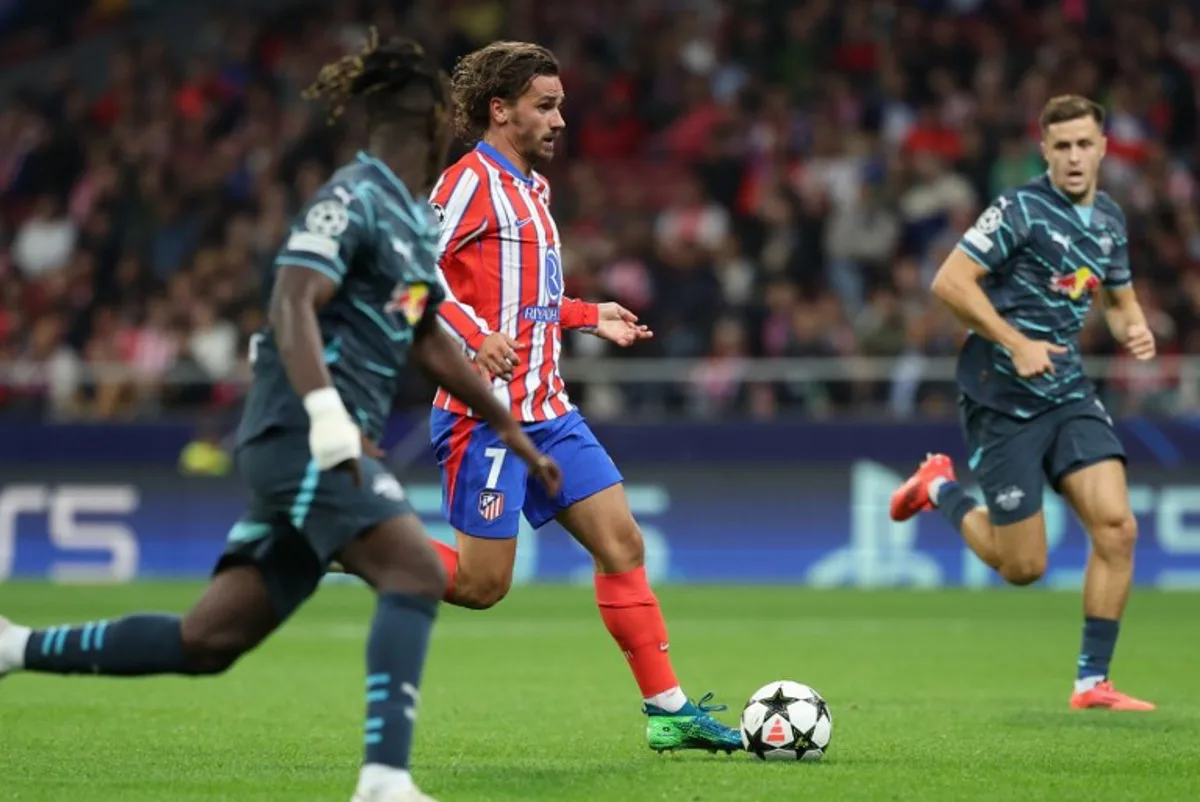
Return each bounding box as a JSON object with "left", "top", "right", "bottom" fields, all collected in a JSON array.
[
  {"left": 182, "top": 560, "right": 281, "bottom": 672},
  {"left": 961, "top": 399, "right": 1051, "bottom": 531},
  {"left": 1057, "top": 459, "right": 1136, "bottom": 560},
  {"left": 338, "top": 512, "right": 445, "bottom": 600},
  {"left": 525, "top": 414, "right": 636, "bottom": 569},
  {"left": 1047, "top": 399, "right": 1131, "bottom": 530},
  {"left": 430, "top": 408, "right": 527, "bottom": 539},
  {"left": 451, "top": 530, "right": 519, "bottom": 608},
  {"left": 236, "top": 429, "right": 415, "bottom": 592},
  {"left": 554, "top": 483, "right": 643, "bottom": 572},
  {"left": 524, "top": 412, "right": 624, "bottom": 529},
  {"left": 216, "top": 516, "right": 326, "bottom": 629}
]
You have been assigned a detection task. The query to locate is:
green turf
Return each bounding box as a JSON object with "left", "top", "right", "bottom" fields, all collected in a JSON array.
[{"left": 2, "top": 583, "right": 1199, "bottom": 801}]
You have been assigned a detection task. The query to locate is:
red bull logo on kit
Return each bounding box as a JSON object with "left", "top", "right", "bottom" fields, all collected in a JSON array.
[
  {"left": 386, "top": 283, "right": 430, "bottom": 326},
  {"left": 1049, "top": 268, "right": 1100, "bottom": 301}
]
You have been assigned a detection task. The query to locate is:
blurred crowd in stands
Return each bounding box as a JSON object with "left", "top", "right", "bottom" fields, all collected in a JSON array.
[{"left": 1, "top": 0, "right": 1198, "bottom": 421}]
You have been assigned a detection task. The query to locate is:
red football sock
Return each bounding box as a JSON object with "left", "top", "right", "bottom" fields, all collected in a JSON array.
[
  {"left": 595, "top": 566, "right": 679, "bottom": 697},
  {"left": 429, "top": 539, "right": 458, "bottom": 601}
]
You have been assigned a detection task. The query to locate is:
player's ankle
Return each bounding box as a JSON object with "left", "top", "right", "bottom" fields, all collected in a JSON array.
[
  {"left": 357, "top": 764, "right": 414, "bottom": 795},
  {"left": 928, "top": 476, "right": 949, "bottom": 506},
  {"left": 644, "top": 686, "right": 688, "bottom": 713},
  {"left": 0, "top": 623, "right": 31, "bottom": 672}
]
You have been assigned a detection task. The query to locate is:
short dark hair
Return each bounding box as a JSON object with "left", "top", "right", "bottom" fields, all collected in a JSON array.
[
  {"left": 303, "top": 29, "right": 449, "bottom": 139},
  {"left": 450, "top": 41, "right": 559, "bottom": 142},
  {"left": 1039, "top": 95, "right": 1106, "bottom": 132}
]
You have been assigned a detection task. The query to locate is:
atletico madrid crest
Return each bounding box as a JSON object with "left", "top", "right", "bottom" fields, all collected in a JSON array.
[{"left": 478, "top": 490, "right": 505, "bottom": 522}]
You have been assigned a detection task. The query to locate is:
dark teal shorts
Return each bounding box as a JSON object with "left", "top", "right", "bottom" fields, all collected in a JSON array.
[
  {"left": 959, "top": 395, "right": 1125, "bottom": 525},
  {"left": 215, "top": 429, "right": 413, "bottom": 617}
]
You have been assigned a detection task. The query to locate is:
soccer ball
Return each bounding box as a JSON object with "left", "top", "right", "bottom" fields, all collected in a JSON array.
[{"left": 740, "top": 680, "right": 832, "bottom": 761}]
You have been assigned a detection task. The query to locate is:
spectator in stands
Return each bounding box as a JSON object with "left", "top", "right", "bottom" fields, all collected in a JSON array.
[{"left": 0, "top": 0, "right": 1196, "bottom": 422}]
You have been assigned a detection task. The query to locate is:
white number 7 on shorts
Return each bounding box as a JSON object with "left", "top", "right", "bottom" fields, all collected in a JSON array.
[{"left": 484, "top": 447, "right": 507, "bottom": 489}]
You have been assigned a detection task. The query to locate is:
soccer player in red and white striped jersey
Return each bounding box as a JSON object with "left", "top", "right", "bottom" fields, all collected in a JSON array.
[
  {"left": 430, "top": 144, "right": 607, "bottom": 421},
  {"left": 425, "top": 41, "right": 741, "bottom": 753}
]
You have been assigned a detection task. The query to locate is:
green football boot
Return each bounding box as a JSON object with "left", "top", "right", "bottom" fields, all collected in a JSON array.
[{"left": 644, "top": 692, "right": 742, "bottom": 754}]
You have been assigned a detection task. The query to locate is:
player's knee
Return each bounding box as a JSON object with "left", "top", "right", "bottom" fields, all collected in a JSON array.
[
  {"left": 374, "top": 543, "right": 447, "bottom": 601},
  {"left": 179, "top": 620, "right": 253, "bottom": 675},
  {"left": 999, "top": 555, "right": 1046, "bottom": 587},
  {"left": 1094, "top": 514, "right": 1137, "bottom": 563},
  {"left": 592, "top": 516, "right": 644, "bottom": 574},
  {"left": 453, "top": 570, "right": 511, "bottom": 610}
]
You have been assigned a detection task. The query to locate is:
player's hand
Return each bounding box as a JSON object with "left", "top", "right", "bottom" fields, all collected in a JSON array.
[
  {"left": 530, "top": 454, "right": 562, "bottom": 497},
  {"left": 1011, "top": 337, "right": 1068, "bottom": 377},
  {"left": 595, "top": 302, "right": 653, "bottom": 348},
  {"left": 475, "top": 332, "right": 520, "bottom": 381},
  {"left": 1124, "top": 323, "right": 1156, "bottom": 361},
  {"left": 497, "top": 424, "right": 563, "bottom": 496},
  {"left": 360, "top": 433, "right": 386, "bottom": 460},
  {"left": 304, "top": 387, "right": 364, "bottom": 484}
]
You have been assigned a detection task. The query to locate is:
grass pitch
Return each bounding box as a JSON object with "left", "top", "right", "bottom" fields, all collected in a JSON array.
[{"left": 2, "top": 583, "right": 1199, "bottom": 801}]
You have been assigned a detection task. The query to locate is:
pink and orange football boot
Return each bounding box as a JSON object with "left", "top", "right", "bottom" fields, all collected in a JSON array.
[
  {"left": 890, "top": 454, "right": 957, "bottom": 522},
  {"left": 1070, "top": 681, "right": 1156, "bottom": 711}
]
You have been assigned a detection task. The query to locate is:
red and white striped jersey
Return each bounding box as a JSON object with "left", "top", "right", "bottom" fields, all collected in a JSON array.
[{"left": 430, "top": 142, "right": 598, "bottom": 422}]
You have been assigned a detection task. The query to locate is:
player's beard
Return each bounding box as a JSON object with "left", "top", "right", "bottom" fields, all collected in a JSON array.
[{"left": 520, "top": 128, "right": 556, "bottom": 167}]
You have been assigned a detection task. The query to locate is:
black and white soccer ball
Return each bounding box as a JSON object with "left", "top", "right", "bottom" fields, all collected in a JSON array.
[{"left": 740, "top": 680, "right": 832, "bottom": 761}]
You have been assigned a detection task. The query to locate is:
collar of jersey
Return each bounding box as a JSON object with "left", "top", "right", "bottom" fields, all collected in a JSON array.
[
  {"left": 474, "top": 141, "right": 534, "bottom": 186},
  {"left": 355, "top": 151, "right": 420, "bottom": 206}
]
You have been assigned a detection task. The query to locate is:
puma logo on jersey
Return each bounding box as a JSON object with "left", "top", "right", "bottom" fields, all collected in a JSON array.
[
  {"left": 1050, "top": 230, "right": 1072, "bottom": 250},
  {"left": 391, "top": 237, "right": 414, "bottom": 261}
]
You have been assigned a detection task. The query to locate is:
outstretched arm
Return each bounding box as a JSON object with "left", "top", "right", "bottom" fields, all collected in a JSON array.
[
  {"left": 566, "top": 299, "right": 653, "bottom": 347},
  {"left": 560, "top": 297, "right": 599, "bottom": 330}
]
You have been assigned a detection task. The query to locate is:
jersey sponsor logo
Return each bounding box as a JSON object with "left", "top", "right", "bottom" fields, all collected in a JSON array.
[
  {"left": 305, "top": 199, "right": 350, "bottom": 237},
  {"left": 520, "top": 305, "right": 560, "bottom": 323},
  {"left": 385, "top": 283, "right": 431, "bottom": 326},
  {"left": 1049, "top": 267, "right": 1100, "bottom": 300},
  {"left": 545, "top": 247, "right": 563, "bottom": 302},
  {"left": 478, "top": 489, "right": 505, "bottom": 522}
]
